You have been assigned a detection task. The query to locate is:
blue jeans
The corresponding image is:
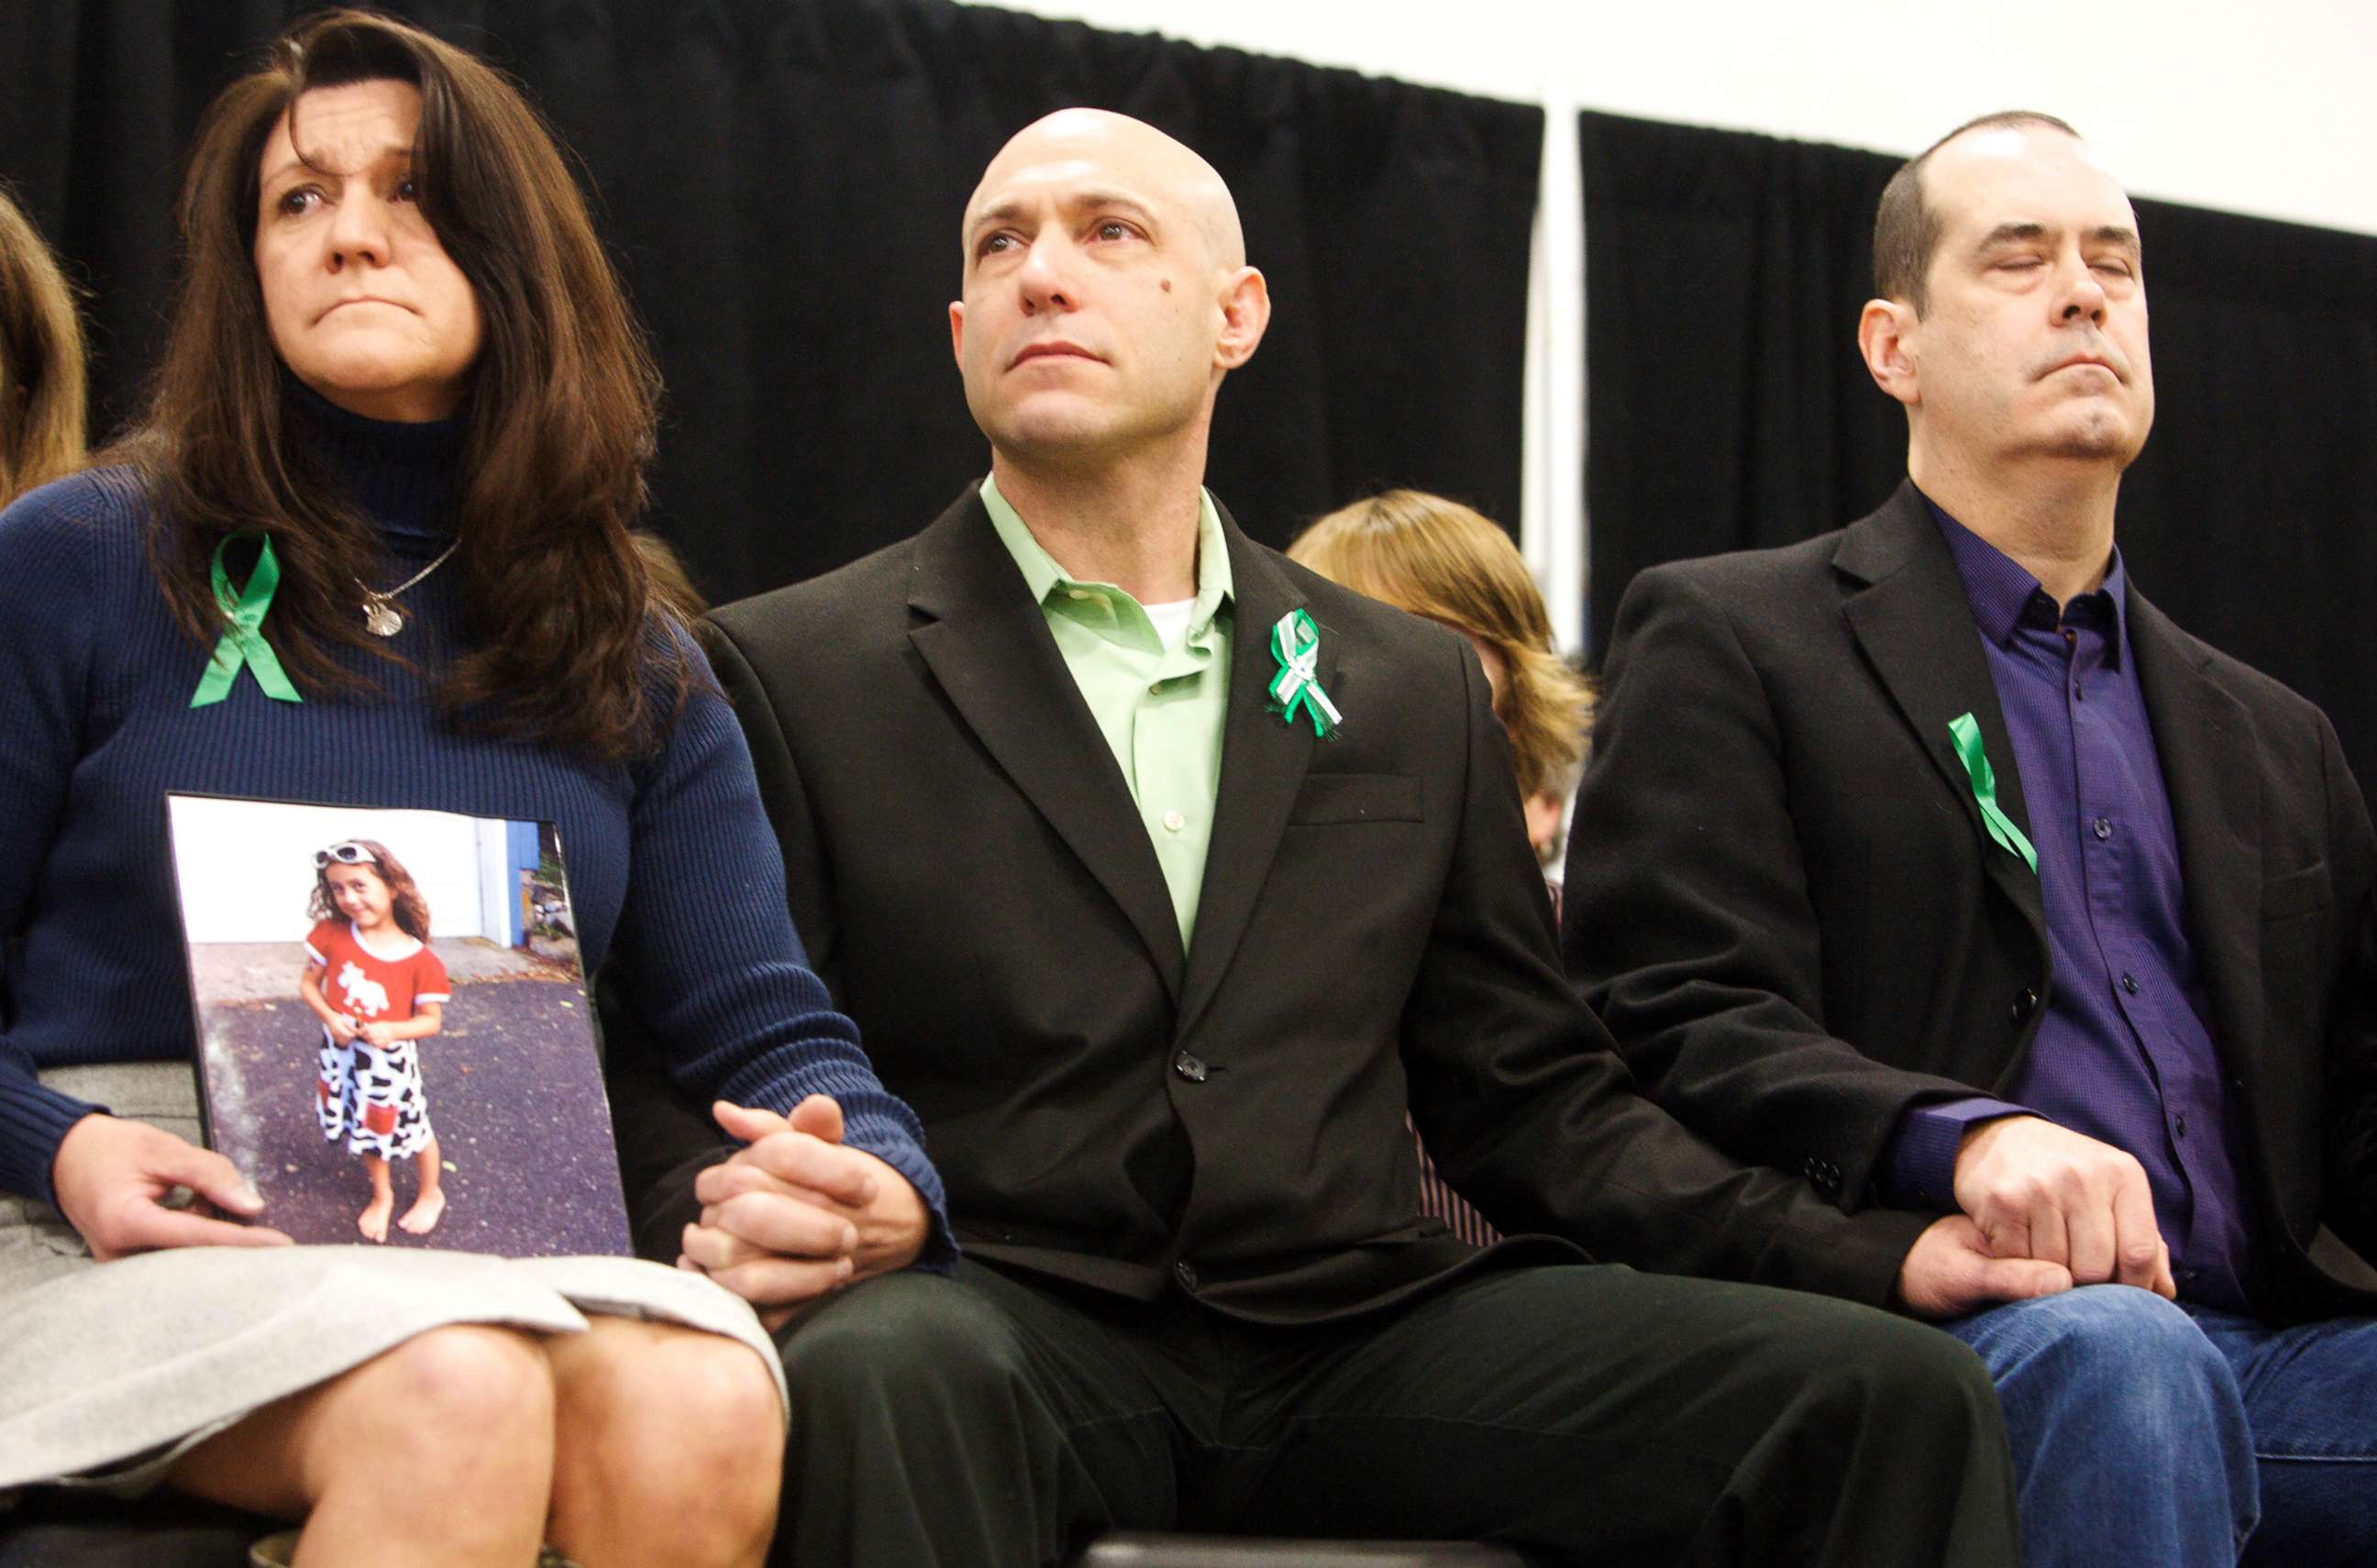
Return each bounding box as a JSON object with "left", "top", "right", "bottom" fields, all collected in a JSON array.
[{"left": 1942, "top": 1286, "right": 2377, "bottom": 1566}]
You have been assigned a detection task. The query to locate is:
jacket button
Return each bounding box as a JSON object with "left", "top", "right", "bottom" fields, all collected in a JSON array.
[
  {"left": 1175, "top": 1260, "right": 1199, "bottom": 1291},
  {"left": 1173, "top": 1051, "right": 1208, "bottom": 1083},
  {"left": 2010, "top": 988, "right": 2040, "bottom": 1025}
]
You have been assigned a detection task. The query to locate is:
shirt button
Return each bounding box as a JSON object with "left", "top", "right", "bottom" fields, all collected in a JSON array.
[
  {"left": 2010, "top": 988, "right": 2040, "bottom": 1025},
  {"left": 2073, "top": 683, "right": 2085, "bottom": 701},
  {"left": 1162, "top": 810, "right": 1186, "bottom": 833},
  {"left": 2093, "top": 817, "right": 2112, "bottom": 840},
  {"left": 1067, "top": 588, "right": 1090, "bottom": 601},
  {"left": 1173, "top": 1051, "right": 1208, "bottom": 1082},
  {"left": 1148, "top": 681, "right": 1166, "bottom": 696},
  {"left": 1175, "top": 1260, "right": 1200, "bottom": 1291},
  {"left": 2175, "top": 1113, "right": 2189, "bottom": 1139},
  {"left": 2120, "top": 973, "right": 2140, "bottom": 996}
]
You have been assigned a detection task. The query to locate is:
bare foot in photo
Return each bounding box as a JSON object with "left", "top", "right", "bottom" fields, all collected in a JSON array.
[
  {"left": 358, "top": 1191, "right": 393, "bottom": 1242},
  {"left": 398, "top": 1189, "right": 446, "bottom": 1236}
]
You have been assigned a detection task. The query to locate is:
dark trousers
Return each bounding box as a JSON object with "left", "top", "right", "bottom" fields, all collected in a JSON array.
[{"left": 768, "top": 1258, "right": 2020, "bottom": 1567}]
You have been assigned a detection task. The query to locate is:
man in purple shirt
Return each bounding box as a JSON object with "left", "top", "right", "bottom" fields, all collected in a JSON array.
[{"left": 1565, "top": 109, "right": 2377, "bottom": 1565}]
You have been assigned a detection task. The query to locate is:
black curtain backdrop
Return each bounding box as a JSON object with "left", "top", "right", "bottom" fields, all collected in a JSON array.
[
  {"left": 1580, "top": 109, "right": 2377, "bottom": 801},
  {"left": 0, "top": 0, "right": 1540, "bottom": 599}
]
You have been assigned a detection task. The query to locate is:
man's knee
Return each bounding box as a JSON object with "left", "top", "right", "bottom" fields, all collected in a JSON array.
[
  {"left": 777, "top": 1271, "right": 1034, "bottom": 1424},
  {"left": 1796, "top": 1301, "right": 2005, "bottom": 1437},
  {"left": 1986, "top": 1286, "right": 2232, "bottom": 1405},
  {"left": 770, "top": 1271, "right": 1073, "bottom": 1563}
]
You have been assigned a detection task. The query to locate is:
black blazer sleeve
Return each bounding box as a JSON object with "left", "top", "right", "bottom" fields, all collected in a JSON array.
[
  {"left": 2319, "top": 712, "right": 2377, "bottom": 1259},
  {"left": 1410, "top": 632, "right": 1935, "bottom": 1304},
  {"left": 1563, "top": 562, "right": 1987, "bottom": 1209}
]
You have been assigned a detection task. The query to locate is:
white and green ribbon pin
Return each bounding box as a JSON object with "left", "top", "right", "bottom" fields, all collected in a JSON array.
[{"left": 1267, "top": 608, "right": 1342, "bottom": 738}]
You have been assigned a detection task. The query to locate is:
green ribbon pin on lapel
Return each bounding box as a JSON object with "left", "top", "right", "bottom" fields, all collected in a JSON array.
[
  {"left": 189, "top": 532, "right": 303, "bottom": 708},
  {"left": 1947, "top": 711, "right": 2036, "bottom": 874},
  {"left": 1267, "top": 608, "right": 1342, "bottom": 737}
]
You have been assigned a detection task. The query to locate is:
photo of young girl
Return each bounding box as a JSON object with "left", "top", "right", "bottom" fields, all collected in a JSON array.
[
  {"left": 300, "top": 839, "right": 449, "bottom": 1242},
  {"left": 169, "top": 796, "right": 630, "bottom": 1257}
]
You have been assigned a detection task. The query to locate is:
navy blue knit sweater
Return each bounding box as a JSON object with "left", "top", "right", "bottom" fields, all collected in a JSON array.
[{"left": 0, "top": 392, "right": 950, "bottom": 1263}]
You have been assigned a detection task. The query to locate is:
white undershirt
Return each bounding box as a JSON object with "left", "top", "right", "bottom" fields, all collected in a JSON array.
[{"left": 1142, "top": 597, "right": 1195, "bottom": 652}]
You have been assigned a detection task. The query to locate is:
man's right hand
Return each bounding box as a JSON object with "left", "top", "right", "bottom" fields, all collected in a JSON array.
[
  {"left": 1894, "top": 1213, "right": 2073, "bottom": 1319},
  {"left": 1952, "top": 1115, "right": 2175, "bottom": 1296},
  {"left": 50, "top": 1113, "right": 293, "bottom": 1261}
]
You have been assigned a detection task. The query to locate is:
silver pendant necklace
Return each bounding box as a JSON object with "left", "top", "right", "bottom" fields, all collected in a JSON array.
[{"left": 360, "top": 541, "right": 459, "bottom": 636}]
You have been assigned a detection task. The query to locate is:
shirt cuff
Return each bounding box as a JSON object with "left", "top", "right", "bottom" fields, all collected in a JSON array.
[{"left": 1881, "top": 1098, "right": 2032, "bottom": 1210}]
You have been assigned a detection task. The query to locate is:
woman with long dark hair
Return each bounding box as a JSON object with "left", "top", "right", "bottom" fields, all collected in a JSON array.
[{"left": 0, "top": 13, "right": 946, "bottom": 1565}]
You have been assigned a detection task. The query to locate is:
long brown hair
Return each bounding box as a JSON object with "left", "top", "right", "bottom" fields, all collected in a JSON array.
[
  {"left": 1289, "top": 490, "right": 1593, "bottom": 803},
  {"left": 0, "top": 183, "right": 89, "bottom": 507},
  {"left": 120, "top": 9, "right": 698, "bottom": 759},
  {"left": 308, "top": 838, "right": 433, "bottom": 943}
]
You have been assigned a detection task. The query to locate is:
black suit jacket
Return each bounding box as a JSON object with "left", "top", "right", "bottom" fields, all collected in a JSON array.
[
  {"left": 644, "top": 487, "right": 1942, "bottom": 1321},
  {"left": 1564, "top": 480, "right": 2377, "bottom": 1321}
]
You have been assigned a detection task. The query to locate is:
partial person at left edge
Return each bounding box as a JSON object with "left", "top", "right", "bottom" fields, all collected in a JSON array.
[
  {"left": 0, "top": 11, "right": 948, "bottom": 1568},
  {"left": 0, "top": 180, "right": 88, "bottom": 507}
]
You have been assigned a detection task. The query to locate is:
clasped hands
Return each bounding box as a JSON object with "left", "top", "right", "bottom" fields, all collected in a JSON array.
[
  {"left": 677, "top": 1095, "right": 929, "bottom": 1329},
  {"left": 1896, "top": 1114, "right": 2178, "bottom": 1319}
]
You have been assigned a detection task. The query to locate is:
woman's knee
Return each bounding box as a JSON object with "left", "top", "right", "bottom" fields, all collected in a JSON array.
[
  {"left": 596, "top": 1326, "right": 783, "bottom": 1470},
  {"left": 318, "top": 1325, "right": 557, "bottom": 1496},
  {"left": 552, "top": 1322, "right": 785, "bottom": 1541},
  {"left": 367, "top": 1323, "right": 552, "bottom": 1427}
]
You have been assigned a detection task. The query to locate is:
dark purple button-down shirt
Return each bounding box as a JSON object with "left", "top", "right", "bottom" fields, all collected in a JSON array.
[{"left": 1882, "top": 499, "right": 2261, "bottom": 1311}]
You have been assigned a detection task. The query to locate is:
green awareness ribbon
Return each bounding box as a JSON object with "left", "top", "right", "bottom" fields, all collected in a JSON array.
[
  {"left": 1266, "top": 607, "right": 1342, "bottom": 738},
  {"left": 1947, "top": 711, "right": 2036, "bottom": 875},
  {"left": 189, "top": 533, "right": 303, "bottom": 708}
]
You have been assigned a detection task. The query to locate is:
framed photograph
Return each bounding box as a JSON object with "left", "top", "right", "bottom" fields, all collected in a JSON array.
[{"left": 165, "top": 795, "right": 631, "bottom": 1257}]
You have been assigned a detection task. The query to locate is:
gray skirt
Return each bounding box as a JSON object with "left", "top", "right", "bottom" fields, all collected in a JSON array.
[{"left": 0, "top": 1063, "right": 785, "bottom": 1498}]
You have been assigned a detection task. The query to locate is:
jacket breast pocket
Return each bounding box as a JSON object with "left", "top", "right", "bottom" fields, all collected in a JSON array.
[
  {"left": 1288, "top": 772, "right": 1422, "bottom": 826},
  {"left": 2260, "top": 863, "right": 2331, "bottom": 922}
]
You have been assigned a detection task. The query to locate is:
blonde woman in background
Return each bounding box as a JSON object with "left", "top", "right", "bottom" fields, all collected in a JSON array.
[
  {"left": 0, "top": 184, "right": 87, "bottom": 506},
  {"left": 1289, "top": 489, "right": 1592, "bottom": 869}
]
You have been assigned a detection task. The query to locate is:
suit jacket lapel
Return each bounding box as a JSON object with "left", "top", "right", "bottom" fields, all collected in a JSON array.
[
  {"left": 1176, "top": 515, "right": 1325, "bottom": 1037},
  {"left": 1837, "top": 481, "right": 2049, "bottom": 946},
  {"left": 2129, "top": 591, "right": 2267, "bottom": 1079},
  {"left": 904, "top": 491, "right": 1188, "bottom": 996}
]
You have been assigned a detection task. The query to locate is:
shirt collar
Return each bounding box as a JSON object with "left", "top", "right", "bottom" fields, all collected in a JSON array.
[
  {"left": 979, "top": 474, "right": 1234, "bottom": 635},
  {"left": 1925, "top": 491, "right": 2128, "bottom": 656}
]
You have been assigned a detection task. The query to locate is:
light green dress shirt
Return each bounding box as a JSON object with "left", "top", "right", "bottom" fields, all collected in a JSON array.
[{"left": 981, "top": 475, "right": 1233, "bottom": 944}]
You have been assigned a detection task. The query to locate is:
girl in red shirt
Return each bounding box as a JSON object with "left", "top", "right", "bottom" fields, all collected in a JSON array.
[{"left": 299, "top": 839, "right": 448, "bottom": 1242}]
